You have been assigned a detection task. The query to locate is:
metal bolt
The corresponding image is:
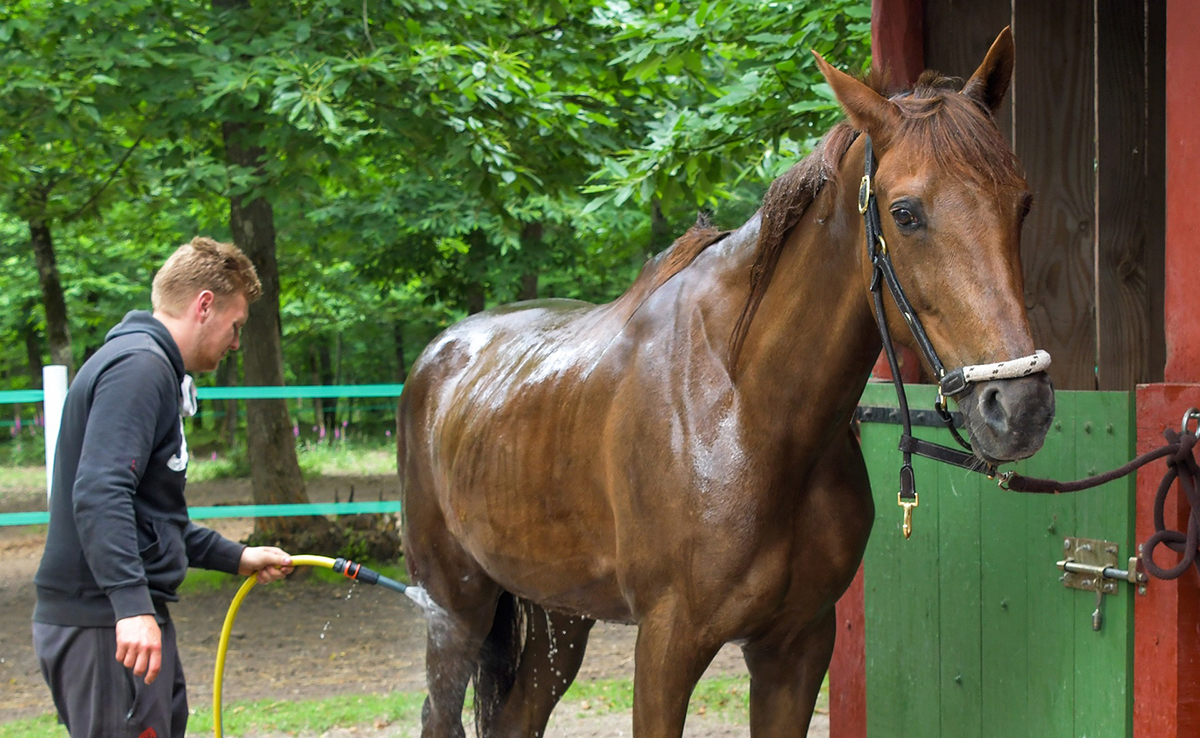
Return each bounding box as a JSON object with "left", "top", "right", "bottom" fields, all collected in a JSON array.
[
  {"left": 1081, "top": 544, "right": 1093, "bottom": 552},
  {"left": 1065, "top": 539, "right": 1072, "bottom": 550},
  {"left": 1106, "top": 423, "right": 1114, "bottom": 434},
  {"left": 1106, "top": 546, "right": 1117, "bottom": 555},
  {"left": 1084, "top": 421, "right": 1093, "bottom": 433},
  {"left": 1055, "top": 421, "right": 1063, "bottom": 431},
  {"left": 1001, "top": 599, "right": 1009, "bottom": 610},
  {"left": 1138, "top": 544, "right": 1144, "bottom": 555},
  {"left": 1139, "top": 585, "right": 1148, "bottom": 596},
  {"left": 1047, "top": 523, "right": 1057, "bottom": 534},
  {"left": 955, "top": 674, "right": 963, "bottom": 685}
]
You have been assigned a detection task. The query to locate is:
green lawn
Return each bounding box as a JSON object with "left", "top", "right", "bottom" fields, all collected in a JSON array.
[{"left": 0, "top": 673, "right": 828, "bottom": 737}]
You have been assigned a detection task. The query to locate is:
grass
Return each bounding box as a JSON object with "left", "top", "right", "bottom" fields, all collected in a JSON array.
[
  {"left": 0, "top": 466, "right": 44, "bottom": 495},
  {"left": 1, "top": 672, "right": 818, "bottom": 737}
]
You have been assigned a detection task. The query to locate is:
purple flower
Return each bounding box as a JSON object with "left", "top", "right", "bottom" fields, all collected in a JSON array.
[
  {"left": 385, "top": 430, "right": 391, "bottom": 437},
  {"left": 319, "top": 426, "right": 326, "bottom": 438},
  {"left": 293, "top": 423, "right": 300, "bottom": 437},
  {"left": 211, "top": 452, "right": 218, "bottom": 461}
]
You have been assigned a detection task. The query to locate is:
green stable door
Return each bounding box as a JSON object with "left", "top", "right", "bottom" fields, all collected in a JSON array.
[{"left": 858, "top": 385, "right": 1136, "bottom": 738}]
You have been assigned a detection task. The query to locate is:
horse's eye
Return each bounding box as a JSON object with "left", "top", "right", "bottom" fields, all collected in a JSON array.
[{"left": 891, "top": 207, "right": 920, "bottom": 229}]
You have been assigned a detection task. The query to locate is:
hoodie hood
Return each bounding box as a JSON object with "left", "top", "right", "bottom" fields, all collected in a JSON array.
[{"left": 106, "top": 311, "right": 185, "bottom": 383}]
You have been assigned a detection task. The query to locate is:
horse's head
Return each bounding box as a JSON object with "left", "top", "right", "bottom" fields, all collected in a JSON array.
[{"left": 816, "top": 28, "right": 1054, "bottom": 464}]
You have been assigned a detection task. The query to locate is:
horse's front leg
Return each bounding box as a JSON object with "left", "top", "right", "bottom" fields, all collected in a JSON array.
[
  {"left": 631, "top": 604, "right": 724, "bottom": 738},
  {"left": 742, "top": 610, "right": 836, "bottom": 736}
]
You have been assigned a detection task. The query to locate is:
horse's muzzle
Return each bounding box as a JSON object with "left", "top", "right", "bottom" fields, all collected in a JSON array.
[{"left": 960, "top": 372, "right": 1056, "bottom": 463}]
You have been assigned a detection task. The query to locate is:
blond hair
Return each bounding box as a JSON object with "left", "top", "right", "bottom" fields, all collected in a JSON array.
[{"left": 151, "top": 237, "right": 262, "bottom": 316}]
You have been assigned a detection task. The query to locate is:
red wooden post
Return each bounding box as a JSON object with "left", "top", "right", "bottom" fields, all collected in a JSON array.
[
  {"left": 829, "top": 3, "right": 923, "bottom": 738},
  {"left": 1134, "top": 2, "right": 1200, "bottom": 736}
]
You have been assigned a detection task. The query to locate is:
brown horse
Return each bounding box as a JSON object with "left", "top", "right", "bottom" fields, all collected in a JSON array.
[{"left": 398, "top": 28, "right": 1053, "bottom": 738}]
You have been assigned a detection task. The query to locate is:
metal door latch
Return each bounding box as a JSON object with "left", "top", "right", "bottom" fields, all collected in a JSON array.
[{"left": 1056, "top": 536, "right": 1147, "bottom": 631}]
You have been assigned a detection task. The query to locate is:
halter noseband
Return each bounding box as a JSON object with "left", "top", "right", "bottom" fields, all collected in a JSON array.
[{"left": 859, "top": 135, "right": 1051, "bottom": 538}]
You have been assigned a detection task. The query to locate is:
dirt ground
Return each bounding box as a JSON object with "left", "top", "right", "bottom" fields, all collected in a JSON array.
[{"left": 0, "top": 476, "right": 829, "bottom": 737}]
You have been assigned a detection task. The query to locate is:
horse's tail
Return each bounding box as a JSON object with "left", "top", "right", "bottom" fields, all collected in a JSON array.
[{"left": 474, "top": 590, "right": 531, "bottom": 736}]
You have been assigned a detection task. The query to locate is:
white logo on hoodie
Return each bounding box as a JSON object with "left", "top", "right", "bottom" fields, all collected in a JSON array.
[{"left": 168, "top": 375, "right": 196, "bottom": 473}]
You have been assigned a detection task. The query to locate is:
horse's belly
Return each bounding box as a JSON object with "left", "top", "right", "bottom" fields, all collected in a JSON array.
[{"left": 441, "top": 472, "right": 633, "bottom": 621}]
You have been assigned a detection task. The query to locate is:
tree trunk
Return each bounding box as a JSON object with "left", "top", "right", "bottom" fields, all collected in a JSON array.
[
  {"left": 393, "top": 322, "right": 407, "bottom": 383},
  {"left": 465, "top": 228, "right": 489, "bottom": 314},
  {"left": 29, "top": 215, "right": 73, "bottom": 372},
  {"left": 216, "top": 354, "right": 239, "bottom": 444},
  {"left": 649, "top": 197, "right": 672, "bottom": 259},
  {"left": 317, "top": 340, "right": 336, "bottom": 437},
  {"left": 517, "top": 221, "right": 542, "bottom": 301},
  {"left": 22, "top": 305, "right": 43, "bottom": 388},
  {"left": 222, "top": 119, "right": 319, "bottom": 541},
  {"left": 309, "top": 343, "right": 325, "bottom": 436}
]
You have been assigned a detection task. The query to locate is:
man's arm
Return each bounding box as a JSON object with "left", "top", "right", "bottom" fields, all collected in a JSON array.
[{"left": 184, "top": 523, "right": 292, "bottom": 583}]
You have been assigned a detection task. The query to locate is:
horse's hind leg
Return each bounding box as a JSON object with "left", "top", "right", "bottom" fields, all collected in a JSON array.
[
  {"left": 741, "top": 610, "right": 836, "bottom": 736},
  {"left": 411, "top": 540, "right": 502, "bottom": 738},
  {"left": 480, "top": 603, "right": 595, "bottom": 738}
]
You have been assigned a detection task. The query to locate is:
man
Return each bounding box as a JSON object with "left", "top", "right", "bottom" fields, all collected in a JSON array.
[{"left": 32, "top": 236, "right": 294, "bottom": 738}]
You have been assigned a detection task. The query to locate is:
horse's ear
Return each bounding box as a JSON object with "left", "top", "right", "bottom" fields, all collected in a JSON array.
[
  {"left": 812, "top": 51, "right": 901, "bottom": 148},
  {"left": 963, "top": 27, "right": 1014, "bottom": 114}
]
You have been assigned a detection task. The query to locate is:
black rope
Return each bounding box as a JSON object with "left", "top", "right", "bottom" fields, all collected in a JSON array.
[{"left": 1005, "top": 429, "right": 1200, "bottom": 582}]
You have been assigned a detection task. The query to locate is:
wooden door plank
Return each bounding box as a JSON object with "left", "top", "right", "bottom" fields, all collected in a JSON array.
[
  {"left": 922, "top": 0, "right": 1013, "bottom": 140},
  {"left": 1096, "top": 1, "right": 1154, "bottom": 389},
  {"left": 937, "top": 462, "right": 983, "bottom": 738},
  {"left": 1022, "top": 393, "right": 1077, "bottom": 737},
  {"left": 980, "top": 432, "right": 1032, "bottom": 736},
  {"left": 1072, "top": 391, "right": 1135, "bottom": 738},
  {"left": 862, "top": 385, "right": 911, "bottom": 735},
  {"left": 1012, "top": 0, "right": 1097, "bottom": 389}
]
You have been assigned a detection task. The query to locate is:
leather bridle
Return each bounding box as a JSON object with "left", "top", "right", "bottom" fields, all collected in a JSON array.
[{"left": 858, "top": 135, "right": 1051, "bottom": 538}]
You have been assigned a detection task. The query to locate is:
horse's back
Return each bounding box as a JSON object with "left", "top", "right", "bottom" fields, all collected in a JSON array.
[{"left": 398, "top": 298, "right": 632, "bottom": 614}]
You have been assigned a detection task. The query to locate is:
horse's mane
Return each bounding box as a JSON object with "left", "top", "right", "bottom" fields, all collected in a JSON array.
[
  {"left": 726, "top": 67, "right": 1025, "bottom": 372},
  {"left": 612, "top": 212, "right": 727, "bottom": 317}
]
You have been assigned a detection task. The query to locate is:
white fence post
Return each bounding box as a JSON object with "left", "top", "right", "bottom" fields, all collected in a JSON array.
[{"left": 42, "top": 365, "right": 68, "bottom": 501}]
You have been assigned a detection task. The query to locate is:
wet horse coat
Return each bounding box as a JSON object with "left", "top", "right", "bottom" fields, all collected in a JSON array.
[{"left": 399, "top": 28, "right": 1054, "bottom": 738}]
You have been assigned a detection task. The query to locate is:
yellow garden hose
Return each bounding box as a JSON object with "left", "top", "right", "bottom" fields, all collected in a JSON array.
[{"left": 212, "top": 555, "right": 433, "bottom": 738}]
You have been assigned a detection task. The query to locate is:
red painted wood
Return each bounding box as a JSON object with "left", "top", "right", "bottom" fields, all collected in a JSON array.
[
  {"left": 868, "top": 0, "right": 923, "bottom": 385},
  {"left": 1134, "top": 384, "right": 1200, "bottom": 738},
  {"left": 1164, "top": 0, "right": 1200, "bottom": 383},
  {"left": 871, "top": 0, "right": 923, "bottom": 87},
  {"left": 829, "top": 5, "right": 926, "bottom": 737},
  {"left": 830, "top": 565, "right": 866, "bottom": 738}
]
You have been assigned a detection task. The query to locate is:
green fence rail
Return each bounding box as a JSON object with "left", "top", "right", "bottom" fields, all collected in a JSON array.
[
  {"left": 0, "top": 501, "right": 402, "bottom": 528},
  {"left": 0, "top": 384, "right": 405, "bottom": 405}
]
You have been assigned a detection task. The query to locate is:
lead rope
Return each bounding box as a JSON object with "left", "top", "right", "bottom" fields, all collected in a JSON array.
[{"left": 1002, "top": 412, "right": 1200, "bottom": 583}]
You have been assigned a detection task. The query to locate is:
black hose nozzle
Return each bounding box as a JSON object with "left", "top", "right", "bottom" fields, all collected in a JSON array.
[{"left": 332, "top": 557, "right": 408, "bottom": 595}]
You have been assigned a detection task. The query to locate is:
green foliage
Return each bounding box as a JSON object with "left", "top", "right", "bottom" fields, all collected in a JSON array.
[{"left": 0, "top": 0, "right": 871, "bottom": 394}]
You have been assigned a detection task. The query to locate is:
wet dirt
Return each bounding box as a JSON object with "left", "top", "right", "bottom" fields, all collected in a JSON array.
[{"left": 0, "top": 476, "right": 829, "bottom": 737}]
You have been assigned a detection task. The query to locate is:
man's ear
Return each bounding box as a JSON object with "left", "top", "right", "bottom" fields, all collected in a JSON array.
[
  {"left": 812, "top": 51, "right": 902, "bottom": 149},
  {"left": 962, "top": 27, "right": 1015, "bottom": 115},
  {"left": 196, "top": 290, "right": 215, "bottom": 318}
]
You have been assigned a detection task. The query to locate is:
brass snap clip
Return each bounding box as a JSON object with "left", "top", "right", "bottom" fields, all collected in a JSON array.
[{"left": 897, "top": 491, "right": 918, "bottom": 539}]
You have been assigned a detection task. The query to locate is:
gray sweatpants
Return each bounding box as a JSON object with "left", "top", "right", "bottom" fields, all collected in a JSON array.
[{"left": 32, "top": 619, "right": 187, "bottom": 738}]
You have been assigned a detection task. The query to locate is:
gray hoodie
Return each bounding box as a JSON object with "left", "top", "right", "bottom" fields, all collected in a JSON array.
[{"left": 34, "top": 311, "right": 244, "bottom": 626}]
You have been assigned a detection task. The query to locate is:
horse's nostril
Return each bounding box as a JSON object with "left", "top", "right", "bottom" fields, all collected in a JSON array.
[{"left": 980, "top": 387, "right": 1007, "bottom": 431}]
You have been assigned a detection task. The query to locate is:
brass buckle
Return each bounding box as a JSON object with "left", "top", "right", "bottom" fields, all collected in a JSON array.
[
  {"left": 877, "top": 234, "right": 887, "bottom": 256},
  {"left": 897, "top": 492, "right": 918, "bottom": 539},
  {"left": 996, "top": 470, "right": 1014, "bottom": 490},
  {"left": 858, "top": 175, "right": 871, "bottom": 214}
]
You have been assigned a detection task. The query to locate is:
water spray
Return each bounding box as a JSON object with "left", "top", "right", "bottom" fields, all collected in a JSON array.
[{"left": 212, "top": 554, "right": 435, "bottom": 738}]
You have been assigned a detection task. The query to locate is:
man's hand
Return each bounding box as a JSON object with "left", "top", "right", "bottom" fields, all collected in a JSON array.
[
  {"left": 239, "top": 546, "right": 294, "bottom": 584},
  {"left": 115, "top": 614, "right": 162, "bottom": 684}
]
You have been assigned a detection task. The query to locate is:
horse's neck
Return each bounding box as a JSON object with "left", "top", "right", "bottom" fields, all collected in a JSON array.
[{"left": 727, "top": 171, "right": 881, "bottom": 441}]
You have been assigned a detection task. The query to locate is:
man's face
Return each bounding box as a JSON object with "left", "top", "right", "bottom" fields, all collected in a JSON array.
[{"left": 193, "top": 293, "right": 249, "bottom": 372}]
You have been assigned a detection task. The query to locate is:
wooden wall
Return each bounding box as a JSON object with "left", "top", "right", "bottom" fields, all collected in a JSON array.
[{"left": 922, "top": 0, "right": 1166, "bottom": 391}]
